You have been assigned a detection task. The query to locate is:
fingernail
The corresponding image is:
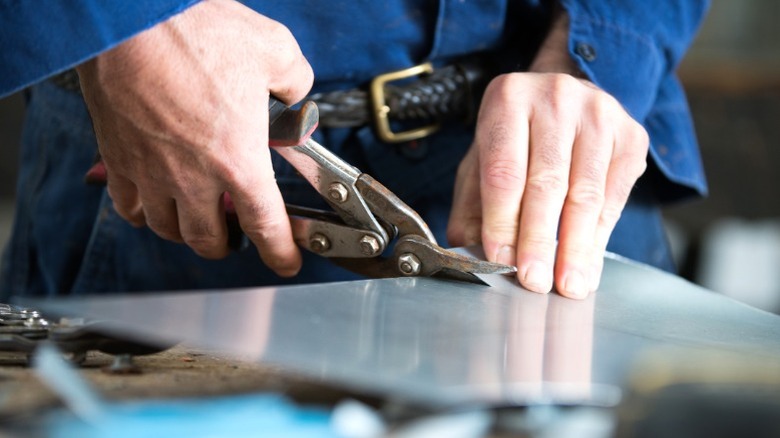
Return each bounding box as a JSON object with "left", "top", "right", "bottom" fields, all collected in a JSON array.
[
  {"left": 522, "top": 261, "right": 552, "bottom": 293},
  {"left": 563, "top": 269, "right": 588, "bottom": 299},
  {"left": 496, "top": 245, "right": 515, "bottom": 266}
]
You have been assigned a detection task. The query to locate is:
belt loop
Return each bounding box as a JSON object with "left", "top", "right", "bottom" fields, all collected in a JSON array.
[
  {"left": 426, "top": 0, "right": 448, "bottom": 61},
  {"left": 426, "top": 0, "right": 507, "bottom": 60}
]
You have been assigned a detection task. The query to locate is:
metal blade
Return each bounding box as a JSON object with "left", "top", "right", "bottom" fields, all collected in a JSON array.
[{"left": 330, "top": 237, "right": 516, "bottom": 284}]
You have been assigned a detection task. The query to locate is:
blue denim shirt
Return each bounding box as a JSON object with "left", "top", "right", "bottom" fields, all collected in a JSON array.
[{"left": 0, "top": 1, "right": 709, "bottom": 297}]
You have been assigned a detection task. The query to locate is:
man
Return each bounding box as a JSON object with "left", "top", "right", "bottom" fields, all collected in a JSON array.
[{"left": 0, "top": 0, "right": 709, "bottom": 300}]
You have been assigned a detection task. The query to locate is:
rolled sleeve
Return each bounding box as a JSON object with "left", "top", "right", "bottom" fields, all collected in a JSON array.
[
  {"left": 0, "top": 0, "right": 200, "bottom": 97},
  {"left": 567, "top": 18, "right": 664, "bottom": 121},
  {"left": 560, "top": 0, "right": 709, "bottom": 120},
  {"left": 560, "top": 0, "right": 710, "bottom": 200}
]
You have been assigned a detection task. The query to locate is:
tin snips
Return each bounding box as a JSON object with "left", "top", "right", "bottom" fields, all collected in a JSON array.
[
  {"left": 263, "top": 97, "right": 516, "bottom": 284},
  {"left": 84, "top": 96, "right": 516, "bottom": 284}
]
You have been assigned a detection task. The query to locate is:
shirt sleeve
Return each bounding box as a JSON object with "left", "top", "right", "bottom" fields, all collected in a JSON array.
[
  {"left": 559, "top": 0, "right": 709, "bottom": 121},
  {"left": 560, "top": 0, "right": 710, "bottom": 200},
  {"left": 0, "top": 0, "right": 200, "bottom": 97}
]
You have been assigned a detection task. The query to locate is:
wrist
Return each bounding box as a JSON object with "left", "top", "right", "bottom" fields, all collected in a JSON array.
[{"left": 528, "top": 7, "right": 584, "bottom": 78}]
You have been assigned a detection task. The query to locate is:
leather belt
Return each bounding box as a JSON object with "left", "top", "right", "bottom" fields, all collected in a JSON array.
[
  {"left": 50, "top": 60, "right": 488, "bottom": 144},
  {"left": 314, "top": 60, "right": 488, "bottom": 142}
]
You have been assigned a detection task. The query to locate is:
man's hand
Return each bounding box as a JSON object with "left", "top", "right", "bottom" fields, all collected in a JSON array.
[
  {"left": 76, "top": 0, "right": 313, "bottom": 276},
  {"left": 447, "top": 12, "right": 649, "bottom": 299}
]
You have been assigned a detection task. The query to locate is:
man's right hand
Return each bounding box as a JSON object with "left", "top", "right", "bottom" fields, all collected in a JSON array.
[{"left": 76, "top": 0, "right": 314, "bottom": 276}]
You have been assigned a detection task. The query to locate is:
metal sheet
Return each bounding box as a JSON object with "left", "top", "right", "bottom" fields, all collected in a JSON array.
[{"left": 26, "top": 251, "right": 780, "bottom": 408}]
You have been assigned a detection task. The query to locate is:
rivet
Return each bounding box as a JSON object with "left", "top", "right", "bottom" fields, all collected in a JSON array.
[
  {"left": 309, "top": 233, "right": 331, "bottom": 253},
  {"left": 359, "top": 235, "right": 381, "bottom": 256},
  {"left": 398, "top": 253, "right": 421, "bottom": 276},
  {"left": 328, "top": 183, "right": 349, "bottom": 203}
]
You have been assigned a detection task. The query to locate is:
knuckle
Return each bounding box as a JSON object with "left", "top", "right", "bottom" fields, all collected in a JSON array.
[
  {"left": 628, "top": 120, "right": 650, "bottom": 148},
  {"left": 547, "top": 73, "right": 581, "bottom": 103},
  {"left": 299, "top": 61, "right": 315, "bottom": 91},
  {"left": 526, "top": 170, "right": 568, "bottom": 197},
  {"left": 265, "top": 23, "right": 312, "bottom": 99},
  {"left": 240, "top": 208, "right": 287, "bottom": 244},
  {"left": 181, "top": 218, "right": 217, "bottom": 240},
  {"left": 624, "top": 126, "right": 650, "bottom": 158},
  {"left": 111, "top": 203, "right": 144, "bottom": 226},
  {"left": 582, "top": 156, "right": 608, "bottom": 183},
  {"left": 558, "top": 241, "right": 593, "bottom": 263},
  {"left": 224, "top": 166, "right": 273, "bottom": 194},
  {"left": 588, "top": 90, "right": 620, "bottom": 115},
  {"left": 586, "top": 99, "right": 619, "bottom": 134},
  {"left": 213, "top": 165, "right": 242, "bottom": 190},
  {"left": 633, "top": 158, "right": 648, "bottom": 178},
  {"left": 267, "top": 20, "right": 297, "bottom": 50},
  {"left": 481, "top": 74, "right": 529, "bottom": 113},
  {"left": 484, "top": 74, "right": 514, "bottom": 100},
  {"left": 482, "top": 159, "right": 524, "bottom": 192},
  {"left": 613, "top": 128, "right": 649, "bottom": 180},
  {"left": 599, "top": 202, "right": 624, "bottom": 228},
  {"left": 164, "top": 167, "right": 203, "bottom": 197},
  {"left": 244, "top": 222, "right": 284, "bottom": 246},
  {"left": 154, "top": 229, "right": 182, "bottom": 242},
  {"left": 567, "top": 181, "right": 606, "bottom": 209},
  {"left": 615, "top": 150, "right": 648, "bottom": 181},
  {"left": 119, "top": 212, "right": 145, "bottom": 228},
  {"left": 146, "top": 217, "right": 181, "bottom": 241},
  {"left": 551, "top": 72, "right": 579, "bottom": 90},
  {"left": 483, "top": 220, "right": 517, "bottom": 242},
  {"left": 181, "top": 217, "right": 226, "bottom": 257},
  {"left": 519, "top": 231, "right": 558, "bottom": 257},
  {"left": 183, "top": 234, "right": 224, "bottom": 258}
]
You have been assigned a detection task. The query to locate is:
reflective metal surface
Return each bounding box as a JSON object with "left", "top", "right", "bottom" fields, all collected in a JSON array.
[{"left": 27, "top": 251, "right": 780, "bottom": 408}]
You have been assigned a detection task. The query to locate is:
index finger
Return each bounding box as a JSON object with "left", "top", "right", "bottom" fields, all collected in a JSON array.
[
  {"left": 476, "top": 79, "right": 530, "bottom": 269},
  {"left": 228, "top": 165, "right": 302, "bottom": 277},
  {"left": 226, "top": 101, "right": 301, "bottom": 277}
]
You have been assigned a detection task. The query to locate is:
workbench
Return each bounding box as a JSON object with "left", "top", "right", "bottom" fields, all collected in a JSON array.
[{"left": 5, "top": 252, "right": 780, "bottom": 436}]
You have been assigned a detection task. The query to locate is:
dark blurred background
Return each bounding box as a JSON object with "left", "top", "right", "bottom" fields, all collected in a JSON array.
[
  {"left": 666, "top": 0, "right": 780, "bottom": 311},
  {"left": 1, "top": 0, "right": 778, "bottom": 308}
]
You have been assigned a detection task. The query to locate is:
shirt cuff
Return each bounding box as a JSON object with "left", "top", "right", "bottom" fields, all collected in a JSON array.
[
  {"left": 566, "top": 16, "right": 664, "bottom": 122},
  {"left": 0, "top": 0, "right": 200, "bottom": 97}
]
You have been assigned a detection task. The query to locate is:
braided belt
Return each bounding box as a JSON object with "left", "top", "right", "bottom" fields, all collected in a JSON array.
[
  {"left": 50, "top": 60, "right": 487, "bottom": 144},
  {"left": 314, "top": 61, "right": 488, "bottom": 142}
]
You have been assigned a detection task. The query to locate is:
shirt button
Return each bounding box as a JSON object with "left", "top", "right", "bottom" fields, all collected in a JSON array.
[{"left": 575, "top": 42, "right": 597, "bottom": 62}]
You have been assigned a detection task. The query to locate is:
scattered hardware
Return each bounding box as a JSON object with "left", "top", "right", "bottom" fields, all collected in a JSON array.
[{"left": 0, "top": 303, "right": 170, "bottom": 366}]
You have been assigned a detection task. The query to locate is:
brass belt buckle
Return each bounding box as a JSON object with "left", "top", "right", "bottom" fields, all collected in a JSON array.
[{"left": 369, "top": 62, "right": 440, "bottom": 143}]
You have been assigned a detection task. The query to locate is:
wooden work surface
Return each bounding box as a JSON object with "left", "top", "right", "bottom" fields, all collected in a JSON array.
[{"left": 0, "top": 345, "right": 354, "bottom": 421}]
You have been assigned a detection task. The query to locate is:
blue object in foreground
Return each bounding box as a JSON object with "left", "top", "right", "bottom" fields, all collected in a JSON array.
[{"left": 44, "top": 393, "right": 341, "bottom": 438}]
